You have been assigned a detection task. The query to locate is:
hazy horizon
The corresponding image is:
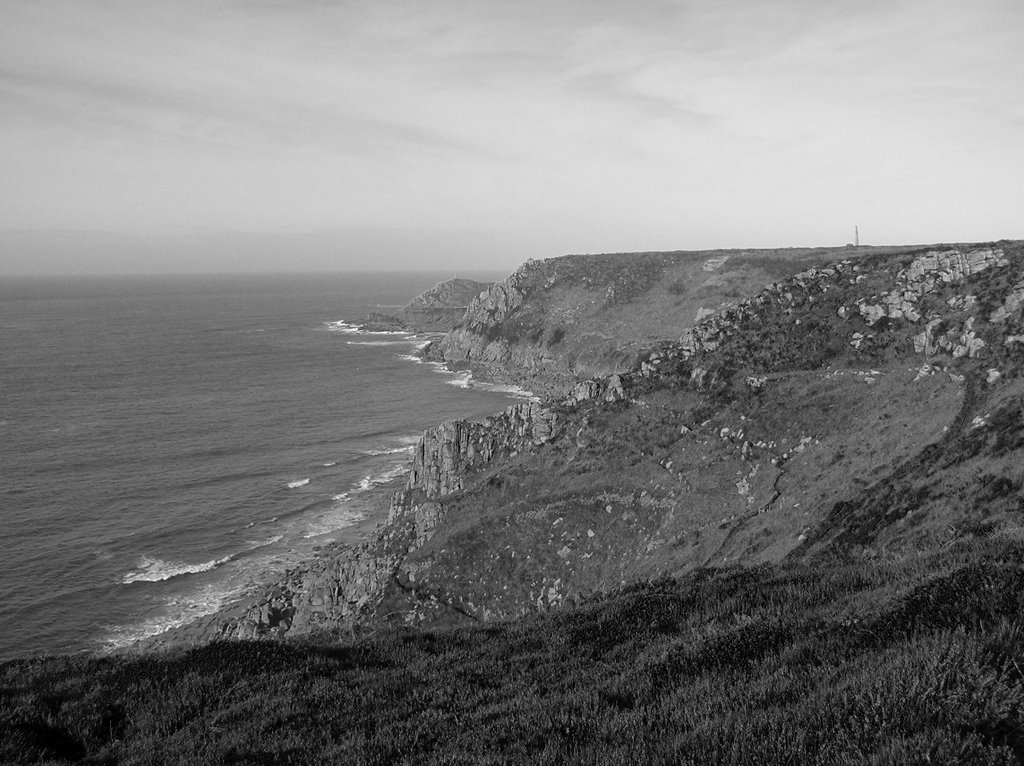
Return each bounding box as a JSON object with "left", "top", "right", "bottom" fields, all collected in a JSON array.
[
  {"left": 6, "top": 228, "right": 1018, "bottom": 278},
  {"left": 3, "top": 1, "right": 1022, "bottom": 275},
  {"left": 0, "top": 228, "right": 539, "bottom": 276}
]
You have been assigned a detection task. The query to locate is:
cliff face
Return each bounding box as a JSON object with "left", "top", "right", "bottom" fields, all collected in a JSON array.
[
  {"left": 199, "top": 398, "right": 565, "bottom": 641},
  {"left": 363, "top": 277, "right": 492, "bottom": 333},
  {"left": 424, "top": 246, "right": 925, "bottom": 394},
  {"left": 364, "top": 240, "right": 1024, "bottom": 630},
  {"left": 166, "top": 240, "right": 1024, "bottom": 645},
  {"left": 408, "top": 401, "right": 560, "bottom": 498}
]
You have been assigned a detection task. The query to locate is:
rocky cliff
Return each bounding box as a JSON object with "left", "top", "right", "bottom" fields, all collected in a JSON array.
[
  {"left": 362, "top": 277, "right": 492, "bottom": 333},
  {"left": 173, "top": 397, "right": 565, "bottom": 642},
  {"left": 152, "top": 240, "right": 1024, "bottom": 645},
  {"left": 423, "top": 246, "right": 925, "bottom": 394}
]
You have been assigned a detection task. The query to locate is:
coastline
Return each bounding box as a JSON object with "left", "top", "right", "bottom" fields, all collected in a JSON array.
[
  {"left": 124, "top": 340, "right": 538, "bottom": 654},
  {"left": 127, "top": 476, "right": 397, "bottom": 653}
]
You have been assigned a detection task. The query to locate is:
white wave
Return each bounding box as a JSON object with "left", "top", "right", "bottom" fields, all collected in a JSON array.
[
  {"left": 322, "top": 461, "right": 337, "bottom": 467},
  {"left": 302, "top": 508, "right": 367, "bottom": 538},
  {"left": 354, "top": 462, "right": 409, "bottom": 493},
  {"left": 323, "top": 320, "right": 362, "bottom": 334},
  {"left": 300, "top": 489, "right": 372, "bottom": 538},
  {"left": 430, "top": 366, "right": 537, "bottom": 400},
  {"left": 249, "top": 534, "right": 283, "bottom": 549},
  {"left": 122, "top": 554, "right": 233, "bottom": 584},
  {"left": 287, "top": 478, "right": 310, "bottom": 489},
  {"left": 361, "top": 434, "right": 419, "bottom": 457},
  {"left": 364, "top": 444, "right": 417, "bottom": 456},
  {"left": 445, "top": 371, "right": 474, "bottom": 389},
  {"left": 102, "top": 581, "right": 248, "bottom": 651},
  {"left": 347, "top": 339, "right": 419, "bottom": 346},
  {"left": 396, "top": 341, "right": 432, "bottom": 364},
  {"left": 323, "top": 320, "right": 407, "bottom": 336},
  {"left": 473, "top": 381, "right": 539, "bottom": 400}
]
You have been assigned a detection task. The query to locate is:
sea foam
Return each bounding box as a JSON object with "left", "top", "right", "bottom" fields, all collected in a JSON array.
[
  {"left": 322, "top": 320, "right": 361, "bottom": 334},
  {"left": 122, "top": 554, "right": 234, "bottom": 584},
  {"left": 302, "top": 507, "right": 367, "bottom": 538},
  {"left": 445, "top": 371, "right": 474, "bottom": 389},
  {"left": 363, "top": 443, "right": 417, "bottom": 456},
  {"left": 286, "top": 478, "right": 310, "bottom": 489},
  {"left": 249, "top": 534, "right": 283, "bottom": 549},
  {"left": 355, "top": 462, "right": 409, "bottom": 492},
  {"left": 323, "top": 320, "right": 406, "bottom": 336},
  {"left": 346, "top": 340, "right": 418, "bottom": 346},
  {"left": 102, "top": 580, "right": 248, "bottom": 651}
]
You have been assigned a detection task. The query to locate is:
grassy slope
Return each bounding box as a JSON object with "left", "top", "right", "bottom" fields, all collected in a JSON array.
[
  {"left": 3, "top": 536, "right": 1024, "bottom": 764},
  {"left": 367, "top": 242, "right": 1024, "bottom": 630},
  {"left": 435, "top": 245, "right": 921, "bottom": 390}
]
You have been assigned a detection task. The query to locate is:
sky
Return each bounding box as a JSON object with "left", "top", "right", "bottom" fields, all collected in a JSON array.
[{"left": 1, "top": 0, "right": 1022, "bottom": 274}]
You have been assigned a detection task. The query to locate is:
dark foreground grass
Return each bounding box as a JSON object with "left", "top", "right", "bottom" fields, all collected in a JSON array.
[{"left": 3, "top": 535, "right": 1024, "bottom": 765}]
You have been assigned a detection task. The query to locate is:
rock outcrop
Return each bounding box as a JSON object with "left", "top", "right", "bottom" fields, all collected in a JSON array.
[
  {"left": 190, "top": 398, "right": 564, "bottom": 642},
  {"left": 362, "top": 277, "right": 492, "bottom": 333},
  {"left": 409, "top": 401, "right": 560, "bottom": 498},
  {"left": 423, "top": 246, "right": 928, "bottom": 395}
]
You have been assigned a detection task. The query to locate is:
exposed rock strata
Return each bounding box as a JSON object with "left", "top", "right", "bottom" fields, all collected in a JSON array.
[
  {"left": 423, "top": 246, "right": 925, "bottom": 395},
  {"left": 409, "top": 401, "right": 561, "bottom": 498}
]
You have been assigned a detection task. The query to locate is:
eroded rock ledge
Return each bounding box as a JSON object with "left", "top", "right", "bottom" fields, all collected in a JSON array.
[{"left": 181, "top": 397, "right": 564, "bottom": 642}]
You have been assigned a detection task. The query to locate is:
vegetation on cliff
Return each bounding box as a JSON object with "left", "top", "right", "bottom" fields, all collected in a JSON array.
[
  {"left": 426, "top": 245, "right": 925, "bottom": 393},
  {"left": 4, "top": 533, "right": 1024, "bottom": 764},
  {"left": 337, "top": 241, "right": 1024, "bottom": 637}
]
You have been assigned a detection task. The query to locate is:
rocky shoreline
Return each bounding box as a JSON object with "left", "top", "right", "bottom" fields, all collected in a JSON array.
[
  {"left": 130, "top": 393, "right": 564, "bottom": 651},
  {"left": 127, "top": 276, "right": 550, "bottom": 652},
  {"left": 129, "top": 241, "right": 1024, "bottom": 652}
]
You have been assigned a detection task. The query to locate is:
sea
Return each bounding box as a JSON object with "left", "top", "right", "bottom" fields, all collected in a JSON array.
[{"left": 0, "top": 271, "right": 522, "bottom": 661}]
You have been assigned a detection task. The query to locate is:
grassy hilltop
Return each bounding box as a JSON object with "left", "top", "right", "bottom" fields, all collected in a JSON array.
[{"left": 4, "top": 241, "right": 1024, "bottom": 764}]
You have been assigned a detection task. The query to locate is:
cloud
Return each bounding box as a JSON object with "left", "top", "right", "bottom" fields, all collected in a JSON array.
[
  {"left": 1, "top": 0, "right": 1022, "bottom": 266},
  {"left": 0, "top": 4, "right": 476, "bottom": 160}
]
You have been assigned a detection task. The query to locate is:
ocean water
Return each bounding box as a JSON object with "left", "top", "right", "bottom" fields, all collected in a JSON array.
[{"left": 0, "top": 271, "right": 518, "bottom": 661}]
